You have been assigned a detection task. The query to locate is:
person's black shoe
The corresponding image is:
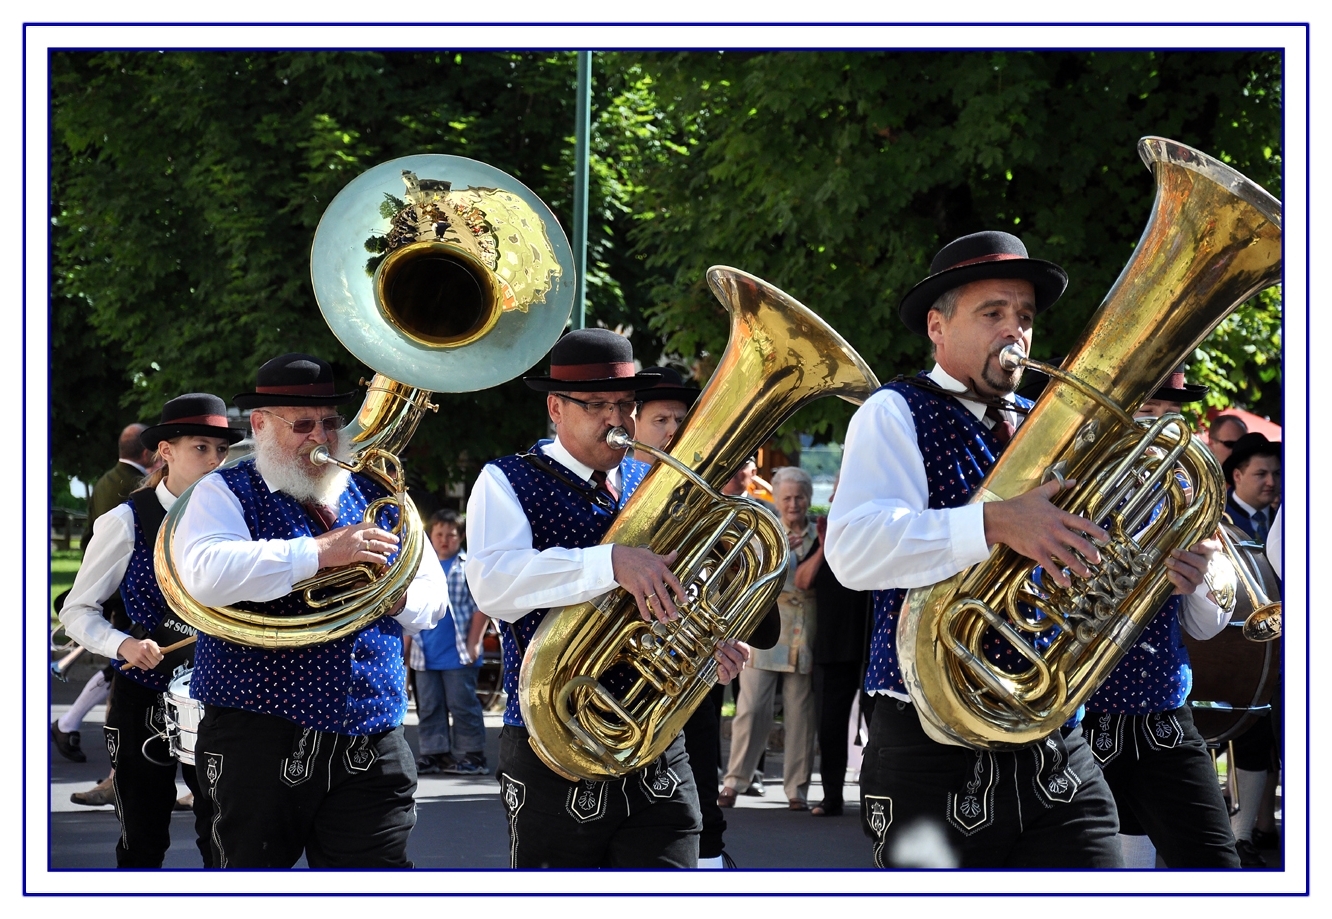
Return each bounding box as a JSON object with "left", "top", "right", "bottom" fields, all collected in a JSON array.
[
  {"left": 415, "top": 753, "right": 452, "bottom": 775},
  {"left": 1251, "top": 828, "right": 1280, "bottom": 850},
  {"left": 1235, "top": 838, "right": 1268, "bottom": 868},
  {"left": 50, "top": 721, "right": 86, "bottom": 763},
  {"left": 811, "top": 801, "right": 843, "bottom": 817}
]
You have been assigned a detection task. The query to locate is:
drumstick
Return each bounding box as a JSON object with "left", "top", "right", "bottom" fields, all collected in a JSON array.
[{"left": 117, "top": 635, "right": 197, "bottom": 670}]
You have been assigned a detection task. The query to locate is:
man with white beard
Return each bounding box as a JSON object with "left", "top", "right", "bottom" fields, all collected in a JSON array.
[{"left": 173, "top": 353, "right": 451, "bottom": 868}]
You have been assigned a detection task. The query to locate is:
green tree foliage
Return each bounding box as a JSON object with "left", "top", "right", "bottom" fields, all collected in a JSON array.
[
  {"left": 620, "top": 50, "right": 1283, "bottom": 442},
  {"left": 50, "top": 50, "right": 650, "bottom": 491}
]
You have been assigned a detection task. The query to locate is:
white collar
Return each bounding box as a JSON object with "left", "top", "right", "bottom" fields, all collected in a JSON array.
[
  {"left": 121, "top": 458, "right": 147, "bottom": 474},
  {"left": 927, "top": 363, "right": 1015, "bottom": 423},
  {"left": 544, "top": 436, "right": 619, "bottom": 486},
  {"left": 1231, "top": 494, "right": 1268, "bottom": 518},
  {"left": 154, "top": 478, "right": 179, "bottom": 511}
]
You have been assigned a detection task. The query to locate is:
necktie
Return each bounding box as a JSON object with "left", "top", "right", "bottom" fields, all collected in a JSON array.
[
  {"left": 1250, "top": 509, "right": 1269, "bottom": 543},
  {"left": 590, "top": 469, "right": 620, "bottom": 506},
  {"left": 304, "top": 502, "right": 337, "bottom": 533},
  {"left": 984, "top": 405, "right": 1016, "bottom": 448}
]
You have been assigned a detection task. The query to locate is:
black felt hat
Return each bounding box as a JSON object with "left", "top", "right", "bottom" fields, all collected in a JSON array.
[
  {"left": 523, "top": 328, "right": 662, "bottom": 392},
  {"left": 1150, "top": 364, "right": 1210, "bottom": 403},
  {"left": 636, "top": 366, "right": 701, "bottom": 408},
  {"left": 140, "top": 393, "right": 244, "bottom": 449},
  {"left": 233, "top": 353, "right": 358, "bottom": 410},
  {"left": 1222, "top": 433, "right": 1281, "bottom": 486},
  {"left": 899, "top": 231, "right": 1069, "bottom": 336}
]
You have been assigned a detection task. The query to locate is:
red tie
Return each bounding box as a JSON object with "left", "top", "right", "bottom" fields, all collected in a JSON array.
[
  {"left": 985, "top": 405, "right": 1016, "bottom": 447},
  {"left": 304, "top": 502, "right": 338, "bottom": 533},
  {"left": 590, "top": 470, "right": 620, "bottom": 506}
]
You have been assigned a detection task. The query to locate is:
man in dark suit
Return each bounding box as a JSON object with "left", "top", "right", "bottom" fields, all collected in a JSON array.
[
  {"left": 1223, "top": 433, "right": 1281, "bottom": 543},
  {"left": 87, "top": 423, "right": 153, "bottom": 524},
  {"left": 1220, "top": 431, "right": 1282, "bottom": 866}
]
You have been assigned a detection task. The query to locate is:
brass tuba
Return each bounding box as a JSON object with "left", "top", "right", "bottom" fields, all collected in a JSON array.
[
  {"left": 896, "top": 137, "right": 1282, "bottom": 750},
  {"left": 156, "top": 155, "right": 575, "bottom": 648},
  {"left": 520, "top": 267, "right": 879, "bottom": 781}
]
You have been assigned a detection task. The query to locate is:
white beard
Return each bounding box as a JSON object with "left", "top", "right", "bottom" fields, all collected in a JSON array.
[{"left": 252, "top": 424, "right": 353, "bottom": 509}]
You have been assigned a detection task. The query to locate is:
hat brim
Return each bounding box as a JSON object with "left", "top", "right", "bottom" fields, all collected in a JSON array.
[
  {"left": 233, "top": 391, "right": 359, "bottom": 411},
  {"left": 899, "top": 259, "right": 1069, "bottom": 336},
  {"left": 1222, "top": 442, "right": 1282, "bottom": 483},
  {"left": 141, "top": 422, "right": 245, "bottom": 450},
  {"left": 637, "top": 385, "right": 701, "bottom": 408},
  {"left": 1151, "top": 383, "right": 1210, "bottom": 403},
  {"left": 524, "top": 373, "right": 662, "bottom": 393}
]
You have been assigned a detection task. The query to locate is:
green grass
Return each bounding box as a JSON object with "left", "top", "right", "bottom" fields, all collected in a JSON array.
[{"left": 50, "top": 547, "right": 82, "bottom": 616}]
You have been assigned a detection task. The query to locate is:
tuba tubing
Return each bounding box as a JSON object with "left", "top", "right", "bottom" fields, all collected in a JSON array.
[
  {"left": 897, "top": 137, "right": 1282, "bottom": 749},
  {"left": 519, "top": 266, "right": 879, "bottom": 781}
]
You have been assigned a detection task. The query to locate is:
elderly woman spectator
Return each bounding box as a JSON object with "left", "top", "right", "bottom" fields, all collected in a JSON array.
[{"left": 719, "top": 466, "right": 819, "bottom": 810}]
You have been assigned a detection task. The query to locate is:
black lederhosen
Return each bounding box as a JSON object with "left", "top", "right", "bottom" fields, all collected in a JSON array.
[
  {"left": 497, "top": 725, "right": 701, "bottom": 868},
  {"left": 1083, "top": 706, "right": 1240, "bottom": 867},
  {"left": 858, "top": 699, "right": 1122, "bottom": 869},
  {"left": 103, "top": 669, "right": 212, "bottom": 868},
  {"left": 195, "top": 705, "right": 417, "bottom": 868}
]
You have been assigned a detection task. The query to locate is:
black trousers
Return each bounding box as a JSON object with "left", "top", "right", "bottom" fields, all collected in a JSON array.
[
  {"left": 195, "top": 705, "right": 417, "bottom": 868},
  {"left": 859, "top": 699, "right": 1122, "bottom": 869},
  {"left": 103, "top": 670, "right": 211, "bottom": 868},
  {"left": 1083, "top": 706, "right": 1240, "bottom": 867},
  {"left": 497, "top": 725, "right": 701, "bottom": 868},
  {"left": 813, "top": 660, "right": 862, "bottom": 809},
  {"left": 682, "top": 686, "right": 727, "bottom": 858}
]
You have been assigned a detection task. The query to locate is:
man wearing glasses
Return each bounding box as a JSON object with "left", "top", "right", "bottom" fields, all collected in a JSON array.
[
  {"left": 172, "top": 352, "right": 452, "bottom": 867},
  {"left": 466, "top": 328, "right": 750, "bottom": 868}
]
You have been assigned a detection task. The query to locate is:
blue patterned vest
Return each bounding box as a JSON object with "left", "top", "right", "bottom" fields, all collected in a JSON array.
[
  {"left": 118, "top": 492, "right": 197, "bottom": 692},
  {"left": 1086, "top": 596, "right": 1190, "bottom": 714},
  {"left": 865, "top": 376, "right": 1041, "bottom": 696},
  {"left": 488, "top": 442, "right": 649, "bottom": 726},
  {"left": 189, "top": 460, "right": 407, "bottom": 735}
]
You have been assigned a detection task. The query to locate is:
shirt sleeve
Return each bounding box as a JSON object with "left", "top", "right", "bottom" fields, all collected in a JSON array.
[
  {"left": 172, "top": 472, "right": 322, "bottom": 606},
  {"left": 824, "top": 389, "right": 992, "bottom": 592},
  {"left": 57, "top": 507, "right": 135, "bottom": 659},
  {"left": 464, "top": 462, "right": 617, "bottom": 622},
  {"left": 1179, "top": 550, "right": 1235, "bottom": 641},
  {"left": 393, "top": 544, "right": 452, "bottom": 637}
]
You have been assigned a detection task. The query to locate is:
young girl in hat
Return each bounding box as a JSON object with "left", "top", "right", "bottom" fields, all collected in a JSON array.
[{"left": 58, "top": 393, "right": 242, "bottom": 868}]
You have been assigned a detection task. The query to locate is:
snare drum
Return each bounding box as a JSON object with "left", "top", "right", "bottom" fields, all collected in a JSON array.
[{"left": 164, "top": 669, "right": 204, "bottom": 765}]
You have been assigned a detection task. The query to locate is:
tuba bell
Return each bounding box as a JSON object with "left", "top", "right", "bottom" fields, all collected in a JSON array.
[
  {"left": 896, "top": 137, "right": 1282, "bottom": 750},
  {"left": 155, "top": 155, "right": 575, "bottom": 648},
  {"left": 519, "top": 267, "right": 879, "bottom": 781}
]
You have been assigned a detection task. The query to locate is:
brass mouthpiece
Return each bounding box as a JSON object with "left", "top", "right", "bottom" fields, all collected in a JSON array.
[{"left": 999, "top": 343, "right": 1028, "bottom": 372}]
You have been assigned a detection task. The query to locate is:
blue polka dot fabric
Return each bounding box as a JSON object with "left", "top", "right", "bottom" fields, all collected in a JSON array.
[
  {"left": 865, "top": 377, "right": 1046, "bottom": 696},
  {"left": 118, "top": 497, "right": 182, "bottom": 693},
  {"left": 489, "top": 442, "right": 648, "bottom": 727},
  {"left": 189, "top": 460, "right": 407, "bottom": 735},
  {"left": 1087, "top": 596, "right": 1191, "bottom": 714}
]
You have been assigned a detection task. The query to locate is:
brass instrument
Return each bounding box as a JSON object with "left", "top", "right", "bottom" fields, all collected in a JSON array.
[
  {"left": 897, "top": 137, "right": 1282, "bottom": 750},
  {"left": 1217, "top": 520, "right": 1282, "bottom": 641},
  {"left": 156, "top": 155, "right": 575, "bottom": 648},
  {"left": 520, "top": 267, "right": 879, "bottom": 781}
]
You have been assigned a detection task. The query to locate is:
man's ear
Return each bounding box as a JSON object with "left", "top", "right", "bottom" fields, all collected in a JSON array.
[
  {"left": 926, "top": 309, "right": 946, "bottom": 351},
  {"left": 546, "top": 393, "right": 563, "bottom": 427},
  {"left": 249, "top": 410, "right": 266, "bottom": 434}
]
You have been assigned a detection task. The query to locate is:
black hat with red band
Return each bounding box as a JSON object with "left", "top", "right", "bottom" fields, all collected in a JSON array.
[
  {"left": 899, "top": 230, "right": 1069, "bottom": 336},
  {"left": 523, "top": 328, "right": 661, "bottom": 393},
  {"left": 141, "top": 393, "right": 244, "bottom": 449},
  {"left": 233, "top": 353, "right": 358, "bottom": 411}
]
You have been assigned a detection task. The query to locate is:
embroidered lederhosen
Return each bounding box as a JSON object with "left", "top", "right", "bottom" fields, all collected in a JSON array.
[{"left": 189, "top": 460, "right": 407, "bottom": 735}]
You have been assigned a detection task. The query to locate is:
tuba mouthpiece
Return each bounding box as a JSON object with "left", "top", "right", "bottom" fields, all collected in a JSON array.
[
  {"left": 606, "top": 427, "right": 634, "bottom": 450},
  {"left": 999, "top": 343, "right": 1027, "bottom": 372}
]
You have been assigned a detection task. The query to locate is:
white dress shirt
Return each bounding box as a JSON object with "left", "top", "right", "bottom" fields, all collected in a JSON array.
[
  {"left": 172, "top": 466, "right": 449, "bottom": 635},
  {"left": 465, "top": 437, "right": 619, "bottom": 623},
  {"left": 59, "top": 480, "right": 177, "bottom": 660},
  {"left": 824, "top": 363, "right": 1227, "bottom": 677}
]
